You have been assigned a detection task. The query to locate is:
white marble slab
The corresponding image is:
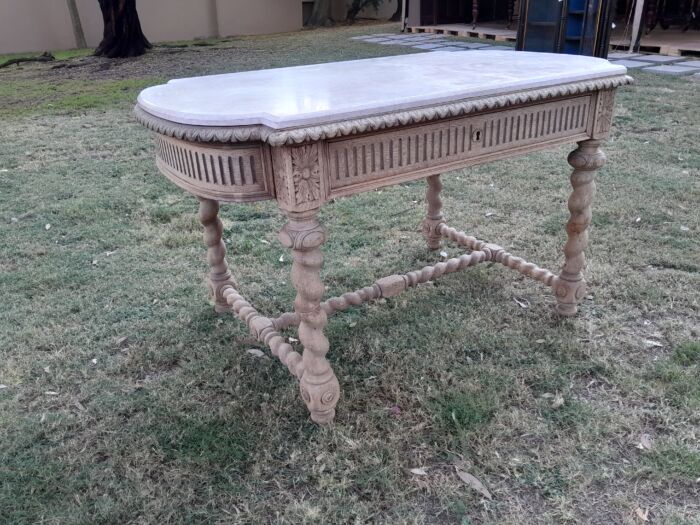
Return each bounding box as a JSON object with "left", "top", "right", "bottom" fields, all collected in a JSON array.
[{"left": 137, "top": 51, "right": 627, "bottom": 130}]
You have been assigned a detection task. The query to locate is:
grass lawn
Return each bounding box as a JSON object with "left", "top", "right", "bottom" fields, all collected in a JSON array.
[{"left": 1, "top": 22, "right": 698, "bottom": 525}]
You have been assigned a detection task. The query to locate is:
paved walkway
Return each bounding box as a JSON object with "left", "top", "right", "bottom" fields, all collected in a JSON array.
[{"left": 351, "top": 33, "right": 700, "bottom": 78}]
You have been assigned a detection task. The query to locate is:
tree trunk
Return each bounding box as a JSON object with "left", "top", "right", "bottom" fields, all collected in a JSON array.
[
  {"left": 347, "top": 0, "right": 364, "bottom": 21},
  {"left": 95, "top": 0, "right": 151, "bottom": 58},
  {"left": 390, "top": 0, "right": 402, "bottom": 21},
  {"left": 66, "top": 0, "right": 87, "bottom": 48},
  {"left": 308, "top": 0, "right": 332, "bottom": 26}
]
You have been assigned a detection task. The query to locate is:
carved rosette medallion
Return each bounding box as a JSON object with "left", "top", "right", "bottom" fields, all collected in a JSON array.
[
  {"left": 272, "top": 143, "right": 326, "bottom": 212},
  {"left": 291, "top": 145, "right": 321, "bottom": 205}
]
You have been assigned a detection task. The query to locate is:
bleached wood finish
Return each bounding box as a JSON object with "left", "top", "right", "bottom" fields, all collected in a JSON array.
[
  {"left": 554, "top": 139, "right": 605, "bottom": 315},
  {"left": 156, "top": 135, "right": 274, "bottom": 203},
  {"left": 198, "top": 198, "right": 235, "bottom": 312},
  {"left": 138, "top": 66, "right": 628, "bottom": 424},
  {"left": 279, "top": 211, "right": 339, "bottom": 423},
  {"left": 423, "top": 175, "right": 445, "bottom": 250}
]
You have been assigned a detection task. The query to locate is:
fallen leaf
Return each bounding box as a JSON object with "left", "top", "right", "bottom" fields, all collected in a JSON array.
[
  {"left": 635, "top": 507, "right": 649, "bottom": 522},
  {"left": 535, "top": 339, "right": 546, "bottom": 344},
  {"left": 92, "top": 260, "right": 98, "bottom": 266},
  {"left": 116, "top": 336, "right": 129, "bottom": 348},
  {"left": 455, "top": 467, "right": 492, "bottom": 500},
  {"left": 680, "top": 225, "right": 689, "bottom": 232},
  {"left": 90, "top": 358, "right": 98, "bottom": 365},
  {"left": 45, "top": 223, "right": 51, "bottom": 230},
  {"left": 0, "top": 384, "right": 7, "bottom": 389},
  {"left": 644, "top": 339, "right": 664, "bottom": 348},
  {"left": 0, "top": 168, "right": 9, "bottom": 172},
  {"left": 513, "top": 297, "right": 530, "bottom": 309},
  {"left": 439, "top": 251, "right": 448, "bottom": 259},
  {"left": 45, "top": 391, "right": 59, "bottom": 396},
  {"left": 638, "top": 433, "right": 654, "bottom": 450},
  {"left": 409, "top": 467, "right": 428, "bottom": 476},
  {"left": 484, "top": 212, "right": 496, "bottom": 218},
  {"left": 634, "top": 217, "right": 641, "bottom": 223},
  {"left": 259, "top": 239, "right": 270, "bottom": 244},
  {"left": 551, "top": 393, "right": 565, "bottom": 409},
  {"left": 10, "top": 217, "right": 18, "bottom": 223},
  {"left": 288, "top": 336, "right": 299, "bottom": 343},
  {"left": 279, "top": 254, "right": 285, "bottom": 263},
  {"left": 246, "top": 349, "right": 269, "bottom": 360},
  {"left": 74, "top": 400, "right": 86, "bottom": 411}
]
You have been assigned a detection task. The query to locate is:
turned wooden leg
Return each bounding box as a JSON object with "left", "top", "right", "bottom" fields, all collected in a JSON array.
[
  {"left": 554, "top": 140, "right": 605, "bottom": 316},
  {"left": 198, "top": 197, "right": 235, "bottom": 313},
  {"left": 422, "top": 174, "right": 445, "bottom": 251},
  {"left": 279, "top": 210, "right": 340, "bottom": 424}
]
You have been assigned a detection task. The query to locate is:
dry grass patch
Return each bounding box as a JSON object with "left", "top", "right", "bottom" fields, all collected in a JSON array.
[{"left": 1, "top": 22, "right": 699, "bottom": 525}]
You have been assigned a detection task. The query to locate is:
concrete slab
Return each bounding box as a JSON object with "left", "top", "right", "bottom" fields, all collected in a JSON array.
[
  {"left": 412, "top": 43, "right": 448, "bottom": 49},
  {"left": 480, "top": 46, "right": 516, "bottom": 51},
  {"left": 610, "top": 59, "right": 654, "bottom": 68},
  {"left": 643, "top": 64, "right": 698, "bottom": 75},
  {"left": 633, "top": 54, "right": 685, "bottom": 63},
  {"left": 678, "top": 60, "right": 700, "bottom": 69},
  {"left": 607, "top": 52, "right": 644, "bottom": 59},
  {"left": 362, "top": 37, "right": 394, "bottom": 43}
]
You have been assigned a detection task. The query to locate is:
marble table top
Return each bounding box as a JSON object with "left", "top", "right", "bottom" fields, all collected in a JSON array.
[{"left": 137, "top": 51, "right": 627, "bottom": 130}]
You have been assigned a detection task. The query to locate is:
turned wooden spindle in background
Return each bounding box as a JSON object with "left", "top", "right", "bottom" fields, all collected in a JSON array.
[
  {"left": 198, "top": 197, "right": 235, "bottom": 313},
  {"left": 423, "top": 174, "right": 445, "bottom": 251}
]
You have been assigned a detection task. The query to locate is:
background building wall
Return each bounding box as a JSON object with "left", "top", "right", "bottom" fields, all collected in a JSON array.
[
  {"left": 0, "top": 0, "right": 78, "bottom": 55},
  {"left": 0, "top": 0, "right": 303, "bottom": 55},
  {"left": 217, "top": 0, "right": 302, "bottom": 36}
]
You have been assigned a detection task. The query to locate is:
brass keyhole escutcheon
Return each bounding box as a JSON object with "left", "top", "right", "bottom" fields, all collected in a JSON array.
[{"left": 472, "top": 129, "right": 482, "bottom": 142}]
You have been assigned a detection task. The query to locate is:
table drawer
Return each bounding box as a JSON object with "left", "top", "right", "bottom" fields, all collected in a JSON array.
[{"left": 327, "top": 94, "right": 594, "bottom": 195}]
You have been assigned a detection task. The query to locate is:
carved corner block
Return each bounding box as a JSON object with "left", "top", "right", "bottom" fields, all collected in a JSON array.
[
  {"left": 271, "top": 143, "right": 328, "bottom": 213},
  {"left": 591, "top": 89, "right": 616, "bottom": 139}
]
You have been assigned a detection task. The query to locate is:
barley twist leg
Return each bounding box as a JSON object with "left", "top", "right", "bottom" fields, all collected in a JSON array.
[
  {"left": 422, "top": 174, "right": 445, "bottom": 250},
  {"left": 554, "top": 140, "right": 605, "bottom": 316},
  {"left": 198, "top": 197, "right": 235, "bottom": 313},
  {"left": 279, "top": 210, "right": 339, "bottom": 424}
]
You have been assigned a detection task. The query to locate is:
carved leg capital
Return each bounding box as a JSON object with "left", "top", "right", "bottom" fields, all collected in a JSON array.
[
  {"left": 422, "top": 174, "right": 445, "bottom": 250},
  {"left": 555, "top": 140, "right": 604, "bottom": 316},
  {"left": 198, "top": 197, "right": 235, "bottom": 313},
  {"left": 279, "top": 210, "right": 340, "bottom": 424}
]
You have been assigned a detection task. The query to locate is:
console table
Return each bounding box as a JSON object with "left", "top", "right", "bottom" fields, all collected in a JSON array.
[{"left": 135, "top": 51, "right": 631, "bottom": 424}]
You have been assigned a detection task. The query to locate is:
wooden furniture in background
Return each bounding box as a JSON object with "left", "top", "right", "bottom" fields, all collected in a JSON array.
[
  {"left": 135, "top": 51, "right": 631, "bottom": 424},
  {"left": 517, "top": 0, "right": 617, "bottom": 58}
]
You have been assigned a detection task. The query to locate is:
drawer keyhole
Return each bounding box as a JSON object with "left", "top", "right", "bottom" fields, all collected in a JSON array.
[{"left": 472, "top": 129, "right": 482, "bottom": 142}]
